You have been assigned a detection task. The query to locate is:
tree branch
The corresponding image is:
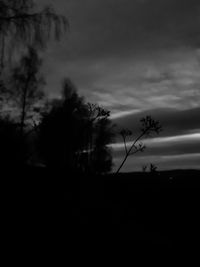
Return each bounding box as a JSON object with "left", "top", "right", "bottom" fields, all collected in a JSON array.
[
  {"left": 122, "top": 135, "right": 128, "bottom": 154},
  {"left": 116, "top": 116, "right": 162, "bottom": 174}
]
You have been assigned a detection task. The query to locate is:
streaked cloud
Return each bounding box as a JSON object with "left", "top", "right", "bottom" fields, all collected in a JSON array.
[
  {"left": 111, "top": 133, "right": 200, "bottom": 150},
  {"left": 111, "top": 107, "right": 200, "bottom": 171},
  {"left": 110, "top": 109, "right": 141, "bottom": 119},
  {"left": 113, "top": 107, "right": 200, "bottom": 138}
]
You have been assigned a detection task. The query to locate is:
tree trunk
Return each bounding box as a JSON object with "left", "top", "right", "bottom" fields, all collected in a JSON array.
[{"left": 20, "top": 77, "right": 30, "bottom": 136}]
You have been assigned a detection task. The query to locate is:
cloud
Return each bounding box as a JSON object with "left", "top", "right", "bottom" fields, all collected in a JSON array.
[
  {"left": 113, "top": 107, "right": 200, "bottom": 137},
  {"left": 39, "top": 0, "right": 200, "bottom": 60},
  {"left": 110, "top": 109, "right": 141, "bottom": 119},
  {"left": 35, "top": 1, "right": 200, "bottom": 119},
  {"left": 42, "top": 46, "right": 200, "bottom": 114},
  {"left": 111, "top": 107, "right": 200, "bottom": 171},
  {"left": 112, "top": 133, "right": 200, "bottom": 156},
  {"left": 113, "top": 153, "right": 200, "bottom": 172}
]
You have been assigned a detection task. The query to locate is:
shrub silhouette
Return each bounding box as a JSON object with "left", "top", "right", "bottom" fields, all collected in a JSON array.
[{"left": 149, "top": 163, "right": 158, "bottom": 173}]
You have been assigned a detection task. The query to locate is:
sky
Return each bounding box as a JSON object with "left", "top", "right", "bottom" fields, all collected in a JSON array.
[{"left": 37, "top": 0, "right": 200, "bottom": 172}]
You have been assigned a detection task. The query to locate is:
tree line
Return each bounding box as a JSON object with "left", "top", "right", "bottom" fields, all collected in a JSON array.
[{"left": 0, "top": 46, "right": 114, "bottom": 174}]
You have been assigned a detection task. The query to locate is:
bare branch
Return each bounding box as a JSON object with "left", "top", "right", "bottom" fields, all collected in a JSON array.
[
  {"left": 123, "top": 135, "right": 128, "bottom": 154},
  {"left": 116, "top": 116, "right": 162, "bottom": 174}
]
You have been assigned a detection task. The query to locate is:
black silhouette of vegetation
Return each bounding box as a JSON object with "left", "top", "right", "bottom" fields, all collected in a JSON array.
[
  {"left": 38, "top": 78, "right": 114, "bottom": 175},
  {"left": 142, "top": 164, "right": 148, "bottom": 172},
  {"left": 0, "top": 116, "right": 28, "bottom": 167},
  {"left": 149, "top": 163, "right": 158, "bottom": 173},
  {"left": 142, "top": 163, "right": 158, "bottom": 173},
  {"left": 6, "top": 46, "right": 44, "bottom": 134},
  {"left": 116, "top": 116, "right": 162, "bottom": 174},
  {"left": 0, "top": 0, "right": 68, "bottom": 167}
]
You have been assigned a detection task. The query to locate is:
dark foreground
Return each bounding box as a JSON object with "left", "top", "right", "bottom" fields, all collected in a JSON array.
[{"left": 2, "top": 168, "right": 200, "bottom": 261}]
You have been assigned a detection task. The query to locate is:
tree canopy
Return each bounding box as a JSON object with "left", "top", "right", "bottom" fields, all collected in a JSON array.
[{"left": 38, "top": 79, "right": 114, "bottom": 175}]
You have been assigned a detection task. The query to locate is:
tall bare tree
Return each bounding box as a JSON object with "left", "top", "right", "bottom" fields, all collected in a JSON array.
[{"left": 8, "top": 46, "right": 45, "bottom": 135}]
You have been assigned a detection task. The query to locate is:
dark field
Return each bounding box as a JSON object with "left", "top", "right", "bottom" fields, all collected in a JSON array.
[{"left": 3, "top": 168, "right": 200, "bottom": 260}]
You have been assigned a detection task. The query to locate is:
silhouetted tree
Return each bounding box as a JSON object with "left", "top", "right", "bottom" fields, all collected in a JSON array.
[
  {"left": 0, "top": 1, "right": 68, "bottom": 168},
  {"left": 38, "top": 78, "right": 114, "bottom": 175},
  {"left": 38, "top": 79, "right": 86, "bottom": 171},
  {"left": 91, "top": 115, "right": 114, "bottom": 174},
  {"left": 80, "top": 103, "right": 112, "bottom": 173},
  {"left": 116, "top": 116, "right": 162, "bottom": 174},
  {"left": 0, "top": 0, "right": 68, "bottom": 69},
  {"left": 4, "top": 47, "right": 45, "bottom": 135}
]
